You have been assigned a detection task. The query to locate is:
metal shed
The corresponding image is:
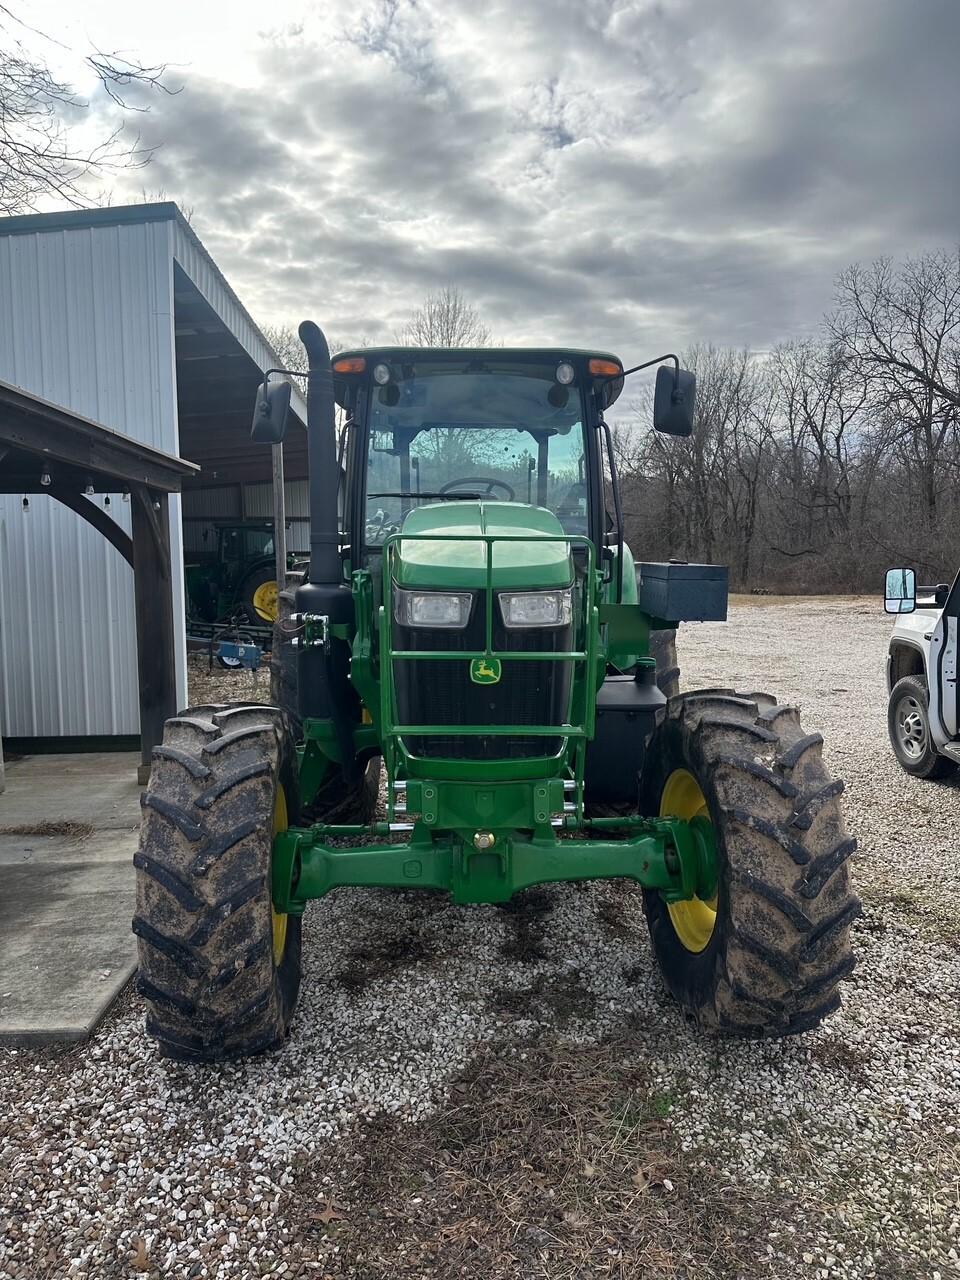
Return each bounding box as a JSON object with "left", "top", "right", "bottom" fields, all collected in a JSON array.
[
  {"left": 0, "top": 203, "right": 308, "bottom": 743},
  {"left": 0, "top": 377, "right": 197, "bottom": 776}
]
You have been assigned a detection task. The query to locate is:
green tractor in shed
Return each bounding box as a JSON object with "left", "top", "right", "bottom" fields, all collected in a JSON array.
[
  {"left": 134, "top": 325, "right": 858, "bottom": 1061},
  {"left": 184, "top": 521, "right": 292, "bottom": 626}
]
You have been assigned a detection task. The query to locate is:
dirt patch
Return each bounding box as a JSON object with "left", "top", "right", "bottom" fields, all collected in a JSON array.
[
  {"left": 498, "top": 886, "right": 553, "bottom": 962},
  {"left": 337, "top": 931, "right": 434, "bottom": 993},
  {"left": 0, "top": 820, "right": 94, "bottom": 841},
  {"left": 286, "top": 1039, "right": 810, "bottom": 1279},
  {"left": 596, "top": 890, "right": 641, "bottom": 941},
  {"left": 488, "top": 971, "right": 597, "bottom": 1025},
  {"left": 809, "top": 1034, "right": 874, "bottom": 1086}
]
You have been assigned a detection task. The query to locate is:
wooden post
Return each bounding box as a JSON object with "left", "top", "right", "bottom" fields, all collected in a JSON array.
[
  {"left": 272, "top": 442, "right": 286, "bottom": 590},
  {"left": 131, "top": 488, "right": 177, "bottom": 785}
]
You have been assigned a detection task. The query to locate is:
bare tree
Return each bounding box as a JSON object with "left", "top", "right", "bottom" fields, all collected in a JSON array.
[
  {"left": 395, "top": 285, "right": 492, "bottom": 347},
  {"left": 832, "top": 251, "right": 960, "bottom": 524},
  {"left": 768, "top": 339, "right": 868, "bottom": 548},
  {"left": 833, "top": 251, "right": 960, "bottom": 409},
  {"left": 0, "top": 5, "right": 175, "bottom": 213},
  {"left": 260, "top": 323, "right": 360, "bottom": 369},
  {"left": 134, "top": 186, "right": 193, "bottom": 223},
  {"left": 609, "top": 247, "right": 960, "bottom": 593},
  {"left": 260, "top": 323, "right": 307, "bottom": 371}
]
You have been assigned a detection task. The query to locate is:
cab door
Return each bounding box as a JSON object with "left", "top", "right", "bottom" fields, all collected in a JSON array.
[{"left": 930, "top": 571, "right": 960, "bottom": 739}]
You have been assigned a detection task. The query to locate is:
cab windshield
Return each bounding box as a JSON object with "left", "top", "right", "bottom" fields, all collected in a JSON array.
[{"left": 364, "top": 361, "right": 587, "bottom": 545}]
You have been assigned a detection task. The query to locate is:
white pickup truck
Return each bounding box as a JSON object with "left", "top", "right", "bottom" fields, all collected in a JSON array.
[{"left": 885, "top": 567, "right": 959, "bottom": 778}]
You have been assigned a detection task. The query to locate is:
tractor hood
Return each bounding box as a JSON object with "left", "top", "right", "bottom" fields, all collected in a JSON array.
[{"left": 393, "top": 501, "right": 573, "bottom": 590}]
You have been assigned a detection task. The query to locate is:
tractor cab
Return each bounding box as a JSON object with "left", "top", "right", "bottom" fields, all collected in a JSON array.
[
  {"left": 329, "top": 349, "right": 624, "bottom": 560},
  {"left": 218, "top": 521, "right": 275, "bottom": 566}
]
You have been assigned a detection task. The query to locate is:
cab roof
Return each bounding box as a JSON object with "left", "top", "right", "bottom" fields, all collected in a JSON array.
[{"left": 333, "top": 346, "right": 626, "bottom": 406}]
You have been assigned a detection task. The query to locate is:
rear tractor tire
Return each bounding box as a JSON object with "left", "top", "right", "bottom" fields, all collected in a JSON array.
[
  {"left": 134, "top": 703, "right": 302, "bottom": 1061},
  {"left": 640, "top": 689, "right": 859, "bottom": 1036},
  {"left": 240, "top": 565, "right": 280, "bottom": 623},
  {"left": 649, "top": 627, "right": 680, "bottom": 699}
]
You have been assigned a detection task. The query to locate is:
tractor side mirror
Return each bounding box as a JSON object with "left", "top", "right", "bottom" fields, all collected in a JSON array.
[
  {"left": 251, "top": 379, "right": 292, "bottom": 444},
  {"left": 884, "top": 567, "right": 916, "bottom": 614},
  {"left": 653, "top": 366, "right": 696, "bottom": 437}
]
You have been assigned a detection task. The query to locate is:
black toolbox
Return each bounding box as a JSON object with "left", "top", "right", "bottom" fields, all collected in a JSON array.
[{"left": 636, "top": 562, "right": 728, "bottom": 622}]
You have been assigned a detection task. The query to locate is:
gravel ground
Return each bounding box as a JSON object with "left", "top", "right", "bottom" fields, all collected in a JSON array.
[{"left": 1, "top": 600, "right": 958, "bottom": 1278}]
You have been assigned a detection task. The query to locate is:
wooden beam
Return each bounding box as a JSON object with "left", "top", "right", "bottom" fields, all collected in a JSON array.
[
  {"left": 131, "top": 489, "right": 177, "bottom": 778},
  {"left": 49, "top": 486, "right": 134, "bottom": 567},
  {"left": 0, "top": 381, "right": 198, "bottom": 492},
  {"left": 272, "top": 442, "right": 286, "bottom": 590},
  {"left": 132, "top": 483, "right": 171, "bottom": 579}
]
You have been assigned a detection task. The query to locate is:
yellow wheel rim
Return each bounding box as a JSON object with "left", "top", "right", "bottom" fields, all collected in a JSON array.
[
  {"left": 253, "top": 580, "right": 279, "bottom": 622},
  {"left": 271, "top": 785, "right": 289, "bottom": 966},
  {"left": 660, "top": 768, "right": 718, "bottom": 953}
]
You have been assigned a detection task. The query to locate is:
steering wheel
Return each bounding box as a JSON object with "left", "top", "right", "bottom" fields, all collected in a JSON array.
[{"left": 439, "top": 476, "right": 516, "bottom": 501}]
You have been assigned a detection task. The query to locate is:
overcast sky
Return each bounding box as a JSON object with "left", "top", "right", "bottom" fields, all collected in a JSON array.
[{"left": 24, "top": 0, "right": 960, "bottom": 358}]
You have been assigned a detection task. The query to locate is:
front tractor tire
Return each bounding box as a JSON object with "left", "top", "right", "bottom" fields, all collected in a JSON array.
[
  {"left": 640, "top": 690, "right": 859, "bottom": 1036},
  {"left": 134, "top": 704, "right": 302, "bottom": 1062}
]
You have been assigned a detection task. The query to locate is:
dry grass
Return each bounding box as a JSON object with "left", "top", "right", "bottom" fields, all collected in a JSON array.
[
  {"left": 728, "top": 593, "right": 872, "bottom": 609},
  {"left": 286, "top": 1039, "right": 811, "bottom": 1279},
  {"left": 185, "top": 650, "right": 268, "bottom": 708},
  {"left": 0, "top": 820, "right": 94, "bottom": 841}
]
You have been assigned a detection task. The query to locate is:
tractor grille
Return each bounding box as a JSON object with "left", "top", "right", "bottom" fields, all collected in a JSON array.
[{"left": 394, "top": 601, "right": 572, "bottom": 760}]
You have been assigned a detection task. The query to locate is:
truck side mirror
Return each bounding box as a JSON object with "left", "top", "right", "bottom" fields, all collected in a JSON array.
[
  {"left": 251, "top": 380, "right": 292, "bottom": 444},
  {"left": 885, "top": 567, "right": 916, "bottom": 614},
  {"left": 653, "top": 366, "right": 696, "bottom": 437}
]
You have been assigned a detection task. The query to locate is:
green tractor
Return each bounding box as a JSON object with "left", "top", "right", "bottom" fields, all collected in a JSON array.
[
  {"left": 185, "top": 520, "right": 302, "bottom": 627},
  {"left": 134, "top": 325, "right": 858, "bottom": 1061}
]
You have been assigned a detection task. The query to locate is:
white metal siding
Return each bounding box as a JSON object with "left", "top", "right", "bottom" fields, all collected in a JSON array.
[
  {"left": 242, "top": 480, "right": 310, "bottom": 553},
  {"left": 0, "top": 220, "right": 187, "bottom": 736},
  {"left": 182, "top": 486, "right": 242, "bottom": 557}
]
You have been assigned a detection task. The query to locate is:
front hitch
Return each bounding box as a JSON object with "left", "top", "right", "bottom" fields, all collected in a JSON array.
[{"left": 272, "top": 814, "right": 718, "bottom": 911}]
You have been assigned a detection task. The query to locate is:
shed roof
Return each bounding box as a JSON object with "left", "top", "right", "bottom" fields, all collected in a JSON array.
[{"left": 0, "top": 202, "right": 309, "bottom": 487}]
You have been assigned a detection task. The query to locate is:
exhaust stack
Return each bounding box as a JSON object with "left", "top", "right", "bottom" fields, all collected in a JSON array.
[
  {"left": 298, "top": 320, "right": 341, "bottom": 587},
  {"left": 294, "top": 321, "right": 357, "bottom": 777}
]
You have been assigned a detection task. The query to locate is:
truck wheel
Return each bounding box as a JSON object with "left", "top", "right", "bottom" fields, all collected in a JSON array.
[
  {"left": 649, "top": 628, "right": 680, "bottom": 698},
  {"left": 887, "top": 674, "right": 955, "bottom": 779},
  {"left": 134, "top": 704, "right": 302, "bottom": 1061},
  {"left": 640, "top": 690, "right": 859, "bottom": 1036}
]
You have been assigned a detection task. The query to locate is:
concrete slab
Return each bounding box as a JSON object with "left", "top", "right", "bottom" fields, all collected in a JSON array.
[
  {"left": 0, "top": 751, "right": 142, "bottom": 829},
  {"left": 0, "top": 753, "right": 140, "bottom": 1045}
]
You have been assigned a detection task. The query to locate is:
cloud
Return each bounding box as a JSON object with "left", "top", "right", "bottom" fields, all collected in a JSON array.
[{"left": 113, "top": 0, "right": 960, "bottom": 361}]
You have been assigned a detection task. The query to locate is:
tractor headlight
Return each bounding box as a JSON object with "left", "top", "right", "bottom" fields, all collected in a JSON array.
[
  {"left": 499, "top": 588, "right": 573, "bottom": 629},
  {"left": 394, "top": 589, "right": 473, "bottom": 629}
]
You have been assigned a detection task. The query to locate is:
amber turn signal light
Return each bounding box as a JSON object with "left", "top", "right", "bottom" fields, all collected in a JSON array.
[
  {"left": 332, "top": 356, "right": 366, "bottom": 374},
  {"left": 588, "top": 358, "right": 622, "bottom": 378}
]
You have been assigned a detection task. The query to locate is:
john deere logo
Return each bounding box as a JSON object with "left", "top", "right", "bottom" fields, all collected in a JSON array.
[{"left": 470, "top": 657, "right": 502, "bottom": 684}]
